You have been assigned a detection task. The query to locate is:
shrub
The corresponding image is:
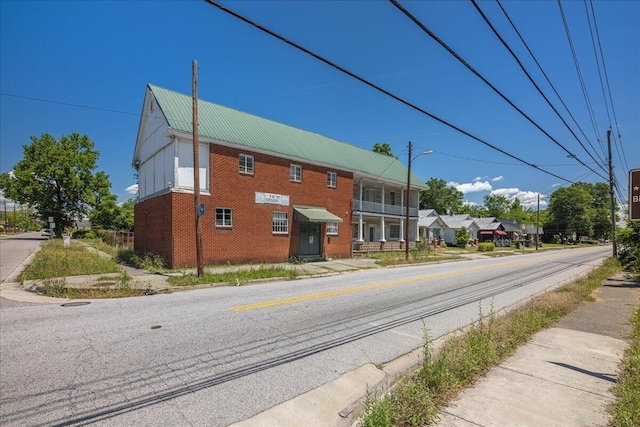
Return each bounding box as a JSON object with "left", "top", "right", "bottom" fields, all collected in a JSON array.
[{"left": 478, "top": 243, "right": 495, "bottom": 252}]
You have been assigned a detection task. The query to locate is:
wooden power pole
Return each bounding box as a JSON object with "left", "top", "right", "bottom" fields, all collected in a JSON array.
[
  {"left": 607, "top": 129, "right": 617, "bottom": 258},
  {"left": 192, "top": 60, "right": 204, "bottom": 277}
]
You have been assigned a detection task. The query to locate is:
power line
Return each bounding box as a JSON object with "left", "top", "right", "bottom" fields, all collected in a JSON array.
[
  {"left": 557, "top": 0, "right": 604, "bottom": 152},
  {"left": 390, "top": 0, "right": 607, "bottom": 182},
  {"left": 588, "top": 0, "right": 630, "bottom": 177},
  {"left": 203, "top": 0, "right": 576, "bottom": 185},
  {"left": 471, "top": 0, "right": 608, "bottom": 175},
  {"left": 494, "top": 0, "right": 608, "bottom": 176}
]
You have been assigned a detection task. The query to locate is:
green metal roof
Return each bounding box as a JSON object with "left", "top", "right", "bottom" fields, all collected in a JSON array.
[{"left": 148, "top": 84, "right": 427, "bottom": 189}]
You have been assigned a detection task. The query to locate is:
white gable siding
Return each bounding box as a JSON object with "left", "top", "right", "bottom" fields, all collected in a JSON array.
[{"left": 175, "top": 140, "right": 208, "bottom": 192}]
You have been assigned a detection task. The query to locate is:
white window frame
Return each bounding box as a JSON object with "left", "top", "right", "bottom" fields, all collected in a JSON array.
[
  {"left": 215, "top": 208, "right": 233, "bottom": 227},
  {"left": 290, "top": 164, "right": 302, "bottom": 182},
  {"left": 327, "top": 171, "right": 337, "bottom": 188},
  {"left": 327, "top": 222, "right": 339, "bottom": 235},
  {"left": 239, "top": 154, "right": 254, "bottom": 175},
  {"left": 272, "top": 211, "right": 289, "bottom": 234}
]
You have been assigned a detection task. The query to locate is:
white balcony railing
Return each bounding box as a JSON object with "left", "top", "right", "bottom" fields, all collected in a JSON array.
[{"left": 353, "top": 199, "right": 418, "bottom": 217}]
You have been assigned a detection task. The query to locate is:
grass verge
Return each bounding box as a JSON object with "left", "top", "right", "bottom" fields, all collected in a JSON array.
[
  {"left": 359, "top": 257, "right": 622, "bottom": 427},
  {"left": 372, "top": 250, "right": 461, "bottom": 267},
  {"left": 610, "top": 304, "right": 640, "bottom": 427},
  {"left": 34, "top": 272, "right": 155, "bottom": 299},
  {"left": 22, "top": 240, "right": 120, "bottom": 281},
  {"left": 167, "top": 265, "right": 297, "bottom": 287}
]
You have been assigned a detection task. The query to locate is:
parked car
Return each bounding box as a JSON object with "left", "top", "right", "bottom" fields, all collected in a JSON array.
[{"left": 41, "top": 229, "right": 50, "bottom": 237}]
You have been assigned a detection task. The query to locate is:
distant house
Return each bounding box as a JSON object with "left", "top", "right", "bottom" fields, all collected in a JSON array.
[
  {"left": 523, "top": 224, "right": 544, "bottom": 246},
  {"left": 498, "top": 219, "right": 522, "bottom": 241},
  {"left": 132, "top": 84, "right": 427, "bottom": 267},
  {"left": 418, "top": 209, "right": 445, "bottom": 243},
  {"left": 439, "top": 214, "right": 479, "bottom": 246},
  {"left": 474, "top": 217, "right": 507, "bottom": 243}
]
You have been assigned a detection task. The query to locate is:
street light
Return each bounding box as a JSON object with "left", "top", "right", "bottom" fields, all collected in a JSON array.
[{"left": 405, "top": 142, "right": 433, "bottom": 261}]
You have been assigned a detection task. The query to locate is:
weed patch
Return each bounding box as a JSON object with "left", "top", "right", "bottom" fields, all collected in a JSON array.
[
  {"left": 610, "top": 305, "right": 640, "bottom": 427},
  {"left": 22, "top": 240, "right": 120, "bottom": 281},
  {"left": 167, "top": 265, "right": 297, "bottom": 287},
  {"left": 359, "top": 257, "right": 621, "bottom": 426}
]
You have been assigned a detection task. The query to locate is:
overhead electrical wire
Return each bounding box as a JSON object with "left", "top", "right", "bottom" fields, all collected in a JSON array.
[
  {"left": 390, "top": 0, "right": 607, "bottom": 182},
  {"left": 557, "top": 0, "right": 604, "bottom": 152},
  {"left": 494, "top": 0, "right": 608, "bottom": 176},
  {"left": 471, "top": 0, "right": 608, "bottom": 175},
  {"left": 203, "top": 0, "right": 575, "bottom": 185}
]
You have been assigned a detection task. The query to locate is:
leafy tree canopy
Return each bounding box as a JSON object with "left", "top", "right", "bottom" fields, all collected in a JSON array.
[
  {"left": 483, "top": 194, "right": 511, "bottom": 219},
  {"left": 544, "top": 182, "right": 613, "bottom": 241},
  {"left": 420, "top": 178, "right": 464, "bottom": 214},
  {"left": 0, "top": 133, "right": 112, "bottom": 235},
  {"left": 373, "top": 142, "right": 395, "bottom": 157}
]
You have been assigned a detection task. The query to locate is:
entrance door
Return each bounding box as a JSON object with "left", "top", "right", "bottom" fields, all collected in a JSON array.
[{"left": 299, "top": 223, "right": 321, "bottom": 257}]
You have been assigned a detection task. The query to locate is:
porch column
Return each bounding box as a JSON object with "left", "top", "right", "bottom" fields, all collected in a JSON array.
[
  {"left": 379, "top": 216, "right": 386, "bottom": 242},
  {"left": 414, "top": 219, "right": 420, "bottom": 242},
  {"left": 357, "top": 214, "right": 364, "bottom": 242}
]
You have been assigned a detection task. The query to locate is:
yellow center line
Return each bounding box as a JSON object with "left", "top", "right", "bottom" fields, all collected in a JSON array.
[{"left": 230, "top": 252, "right": 571, "bottom": 312}]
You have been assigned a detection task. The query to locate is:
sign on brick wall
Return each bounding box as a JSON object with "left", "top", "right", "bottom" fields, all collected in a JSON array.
[{"left": 255, "top": 192, "right": 290, "bottom": 206}]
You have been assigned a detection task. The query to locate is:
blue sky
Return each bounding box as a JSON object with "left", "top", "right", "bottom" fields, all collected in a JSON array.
[{"left": 1, "top": 0, "right": 638, "bottom": 212}]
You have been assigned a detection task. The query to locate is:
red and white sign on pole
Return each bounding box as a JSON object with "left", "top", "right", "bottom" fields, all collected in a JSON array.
[{"left": 630, "top": 168, "right": 640, "bottom": 221}]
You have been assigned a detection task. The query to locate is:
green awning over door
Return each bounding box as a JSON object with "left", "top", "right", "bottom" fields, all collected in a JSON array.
[{"left": 293, "top": 206, "right": 343, "bottom": 223}]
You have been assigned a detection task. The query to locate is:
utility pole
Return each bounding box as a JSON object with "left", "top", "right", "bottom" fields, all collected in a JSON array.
[
  {"left": 607, "top": 129, "right": 617, "bottom": 258},
  {"left": 192, "top": 59, "right": 204, "bottom": 277},
  {"left": 405, "top": 142, "right": 413, "bottom": 261},
  {"left": 536, "top": 193, "right": 540, "bottom": 251}
]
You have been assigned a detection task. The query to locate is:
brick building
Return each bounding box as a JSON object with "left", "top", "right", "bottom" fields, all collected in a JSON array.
[{"left": 133, "top": 84, "right": 427, "bottom": 267}]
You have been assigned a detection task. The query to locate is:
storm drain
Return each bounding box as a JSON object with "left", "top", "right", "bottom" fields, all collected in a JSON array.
[{"left": 61, "top": 301, "right": 91, "bottom": 307}]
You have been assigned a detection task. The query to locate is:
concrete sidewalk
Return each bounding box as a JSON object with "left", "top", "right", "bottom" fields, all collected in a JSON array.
[{"left": 435, "top": 273, "right": 639, "bottom": 427}]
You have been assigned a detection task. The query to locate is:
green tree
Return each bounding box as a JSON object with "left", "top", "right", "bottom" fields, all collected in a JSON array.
[
  {"left": 456, "top": 226, "right": 471, "bottom": 247},
  {"left": 576, "top": 182, "right": 613, "bottom": 239},
  {"left": 617, "top": 220, "right": 640, "bottom": 280},
  {"left": 89, "top": 197, "right": 135, "bottom": 231},
  {"left": 545, "top": 185, "right": 595, "bottom": 240},
  {"left": 459, "top": 203, "right": 487, "bottom": 218},
  {"left": 484, "top": 194, "right": 511, "bottom": 218},
  {"left": 373, "top": 142, "right": 395, "bottom": 157},
  {"left": 0, "top": 133, "right": 111, "bottom": 236},
  {"left": 420, "top": 178, "right": 464, "bottom": 213}
]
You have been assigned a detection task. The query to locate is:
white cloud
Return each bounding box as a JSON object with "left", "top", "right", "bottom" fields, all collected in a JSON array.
[
  {"left": 490, "top": 188, "right": 547, "bottom": 208},
  {"left": 473, "top": 176, "right": 487, "bottom": 182},
  {"left": 491, "top": 175, "right": 504, "bottom": 182},
  {"left": 125, "top": 184, "right": 139, "bottom": 195},
  {"left": 552, "top": 183, "right": 562, "bottom": 188},
  {"left": 463, "top": 200, "right": 479, "bottom": 206},
  {"left": 450, "top": 180, "right": 493, "bottom": 194}
]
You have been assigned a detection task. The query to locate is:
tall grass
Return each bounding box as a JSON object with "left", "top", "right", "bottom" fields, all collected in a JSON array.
[
  {"left": 359, "top": 257, "right": 621, "bottom": 426},
  {"left": 167, "top": 265, "right": 297, "bottom": 287},
  {"left": 22, "top": 240, "right": 120, "bottom": 280},
  {"left": 611, "top": 306, "right": 640, "bottom": 427}
]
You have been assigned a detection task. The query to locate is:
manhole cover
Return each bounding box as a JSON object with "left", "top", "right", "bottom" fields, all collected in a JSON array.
[{"left": 61, "top": 301, "right": 91, "bottom": 307}]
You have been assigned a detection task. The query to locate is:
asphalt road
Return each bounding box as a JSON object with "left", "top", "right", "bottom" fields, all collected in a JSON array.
[
  {"left": 0, "top": 245, "right": 610, "bottom": 426},
  {"left": 0, "top": 231, "right": 45, "bottom": 284}
]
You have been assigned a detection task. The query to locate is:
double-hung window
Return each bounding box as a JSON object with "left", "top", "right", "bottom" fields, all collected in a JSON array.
[
  {"left": 327, "top": 172, "right": 337, "bottom": 188},
  {"left": 290, "top": 164, "right": 302, "bottom": 182},
  {"left": 239, "top": 154, "right": 254, "bottom": 175},
  {"left": 215, "top": 208, "right": 232, "bottom": 227},
  {"left": 327, "top": 222, "right": 339, "bottom": 235},
  {"left": 272, "top": 212, "right": 289, "bottom": 234}
]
